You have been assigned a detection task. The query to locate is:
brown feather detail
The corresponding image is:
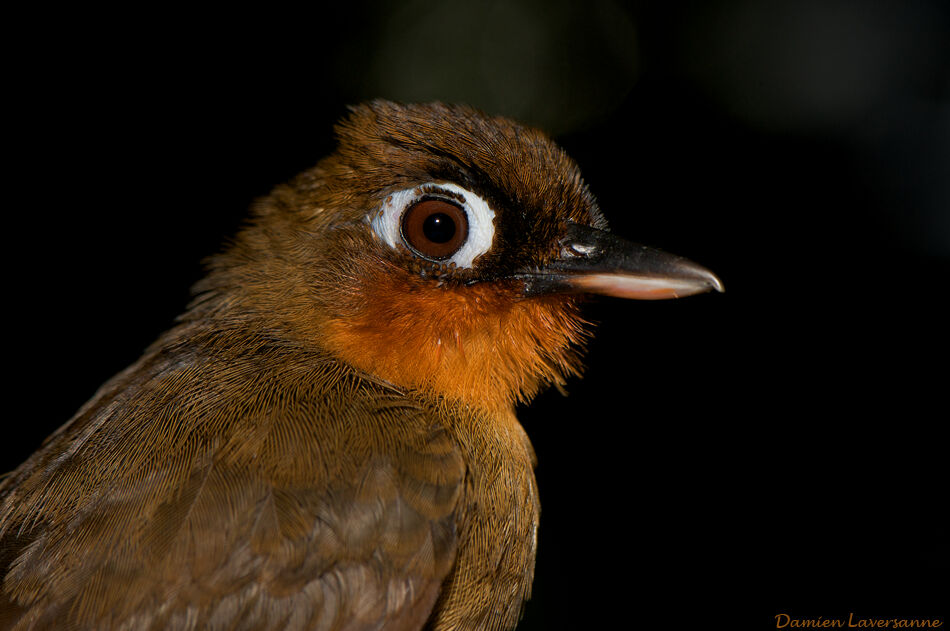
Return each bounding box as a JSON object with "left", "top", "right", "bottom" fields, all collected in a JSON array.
[
  {"left": 0, "top": 328, "right": 467, "bottom": 631},
  {"left": 426, "top": 407, "right": 539, "bottom": 631}
]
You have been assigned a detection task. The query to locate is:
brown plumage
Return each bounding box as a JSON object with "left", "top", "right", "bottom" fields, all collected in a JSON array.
[{"left": 0, "top": 101, "right": 721, "bottom": 630}]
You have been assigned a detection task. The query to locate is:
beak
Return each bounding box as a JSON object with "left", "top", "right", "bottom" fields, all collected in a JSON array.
[{"left": 518, "top": 223, "right": 724, "bottom": 299}]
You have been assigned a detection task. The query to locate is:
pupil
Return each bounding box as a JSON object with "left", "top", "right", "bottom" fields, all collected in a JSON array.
[{"left": 422, "top": 213, "right": 456, "bottom": 243}]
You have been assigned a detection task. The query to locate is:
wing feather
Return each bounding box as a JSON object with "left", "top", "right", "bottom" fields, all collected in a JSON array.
[{"left": 0, "top": 349, "right": 465, "bottom": 631}]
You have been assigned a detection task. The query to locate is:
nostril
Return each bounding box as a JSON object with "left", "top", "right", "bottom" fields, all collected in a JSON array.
[{"left": 562, "top": 243, "right": 598, "bottom": 258}]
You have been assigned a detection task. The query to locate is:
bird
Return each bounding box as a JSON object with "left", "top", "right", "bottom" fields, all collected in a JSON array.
[{"left": 0, "top": 100, "right": 722, "bottom": 631}]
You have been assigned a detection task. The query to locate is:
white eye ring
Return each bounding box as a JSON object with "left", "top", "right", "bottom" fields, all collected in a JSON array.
[{"left": 370, "top": 182, "right": 496, "bottom": 269}]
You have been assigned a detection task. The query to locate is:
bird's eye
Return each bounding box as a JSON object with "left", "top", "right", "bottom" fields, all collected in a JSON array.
[
  {"left": 400, "top": 198, "right": 468, "bottom": 260},
  {"left": 371, "top": 182, "right": 496, "bottom": 269}
]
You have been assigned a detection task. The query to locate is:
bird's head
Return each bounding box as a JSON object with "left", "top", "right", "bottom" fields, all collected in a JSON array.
[{"left": 199, "top": 101, "right": 721, "bottom": 413}]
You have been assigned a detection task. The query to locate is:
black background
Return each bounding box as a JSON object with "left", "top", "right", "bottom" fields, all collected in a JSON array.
[{"left": 5, "top": 2, "right": 948, "bottom": 628}]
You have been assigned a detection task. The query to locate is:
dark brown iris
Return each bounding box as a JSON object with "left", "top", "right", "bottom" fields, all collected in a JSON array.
[{"left": 400, "top": 198, "right": 468, "bottom": 260}]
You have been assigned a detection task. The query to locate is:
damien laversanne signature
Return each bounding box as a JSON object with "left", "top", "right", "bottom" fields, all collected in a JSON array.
[{"left": 775, "top": 613, "right": 943, "bottom": 628}]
